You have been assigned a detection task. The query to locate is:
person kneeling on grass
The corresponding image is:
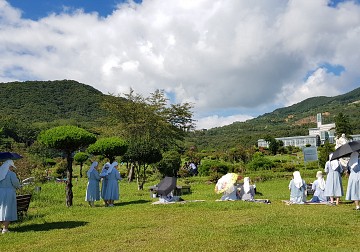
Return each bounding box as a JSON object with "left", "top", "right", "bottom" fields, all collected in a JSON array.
[
  {"left": 310, "top": 171, "right": 327, "bottom": 203},
  {"left": 289, "top": 171, "right": 307, "bottom": 204},
  {"left": 238, "top": 177, "right": 255, "bottom": 201}
]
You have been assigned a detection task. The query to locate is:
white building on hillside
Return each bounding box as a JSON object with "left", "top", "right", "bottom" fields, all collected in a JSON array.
[{"left": 258, "top": 113, "right": 359, "bottom": 148}]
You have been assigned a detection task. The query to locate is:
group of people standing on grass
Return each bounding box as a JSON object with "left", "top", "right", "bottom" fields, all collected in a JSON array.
[
  {"left": 85, "top": 161, "right": 122, "bottom": 207},
  {"left": 288, "top": 151, "right": 360, "bottom": 210}
]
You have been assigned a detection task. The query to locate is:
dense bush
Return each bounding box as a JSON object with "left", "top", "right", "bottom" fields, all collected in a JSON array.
[
  {"left": 156, "top": 150, "right": 181, "bottom": 177},
  {"left": 246, "top": 152, "right": 275, "bottom": 171}
]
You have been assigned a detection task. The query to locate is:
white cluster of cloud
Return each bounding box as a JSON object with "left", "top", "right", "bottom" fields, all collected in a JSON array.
[{"left": 1, "top": 0, "right": 360, "bottom": 129}]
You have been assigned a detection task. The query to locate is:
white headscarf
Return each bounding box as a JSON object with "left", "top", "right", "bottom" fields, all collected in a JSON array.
[
  {"left": 108, "top": 161, "right": 118, "bottom": 174},
  {"left": 348, "top": 152, "right": 359, "bottom": 170},
  {"left": 87, "top": 161, "right": 98, "bottom": 178},
  {"left": 100, "top": 162, "right": 110, "bottom": 177},
  {"left": 329, "top": 153, "right": 340, "bottom": 171},
  {"left": 243, "top": 177, "right": 251, "bottom": 193},
  {"left": 293, "top": 171, "right": 303, "bottom": 189},
  {"left": 316, "top": 171, "right": 326, "bottom": 191},
  {"left": 0, "top": 159, "right": 16, "bottom": 181}
]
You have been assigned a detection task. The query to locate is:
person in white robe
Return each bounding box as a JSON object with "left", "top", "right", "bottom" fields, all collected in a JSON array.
[
  {"left": 310, "top": 171, "right": 327, "bottom": 203},
  {"left": 345, "top": 152, "right": 360, "bottom": 210},
  {"left": 85, "top": 161, "right": 100, "bottom": 207},
  {"left": 0, "top": 160, "right": 21, "bottom": 234},
  {"left": 324, "top": 153, "right": 343, "bottom": 206},
  {"left": 289, "top": 171, "right": 307, "bottom": 204}
]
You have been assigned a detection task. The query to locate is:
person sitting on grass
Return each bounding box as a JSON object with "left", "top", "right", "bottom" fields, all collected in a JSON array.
[
  {"left": 310, "top": 171, "right": 327, "bottom": 203},
  {"left": 238, "top": 177, "right": 255, "bottom": 201},
  {"left": 289, "top": 171, "right": 307, "bottom": 204}
]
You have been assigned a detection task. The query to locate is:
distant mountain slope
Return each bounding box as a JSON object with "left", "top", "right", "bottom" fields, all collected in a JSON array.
[
  {"left": 0, "top": 80, "right": 108, "bottom": 123},
  {"left": 1, "top": 80, "right": 359, "bottom": 150},
  {"left": 187, "top": 87, "right": 360, "bottom": 150}
]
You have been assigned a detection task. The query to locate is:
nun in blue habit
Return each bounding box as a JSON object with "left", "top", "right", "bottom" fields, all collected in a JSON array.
[
  {"left": 310, "top": 171, "right": 327, "bottom": 203},
  {"left": 324, "top": 153, "right": 343, "bottom": 206},
  {"left": 85, "top": 161, "right": 100, "bottom": 207},
  {"left": 0, "top": 160, "right": 21, "bottom": 234},
  {"left": 100, "top": 162, "right": 111, "bottom": 206},
  {"left": 102, "top": 161, "right": 122, "bottom": 207},
  {"left": 289, "top": 171, "right": 307, "bottom": 204},
  {"left": 346, "top": 152, "right": 360, "bottom": 210}
]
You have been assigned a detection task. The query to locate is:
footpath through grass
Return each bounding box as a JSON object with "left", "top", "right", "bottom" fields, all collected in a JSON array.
[{"left": 1, "top": 176, "right": 359, "bottom": 252}]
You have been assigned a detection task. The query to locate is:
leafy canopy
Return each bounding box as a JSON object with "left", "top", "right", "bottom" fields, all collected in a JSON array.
[{"left": 38, "top": 125, "right": 96, "bottom": 153}]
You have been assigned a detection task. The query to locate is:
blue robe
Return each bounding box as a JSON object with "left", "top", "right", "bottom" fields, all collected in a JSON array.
[
  {"left": 324, "top": 161, "right": 344, "bottom": 197},
  {"left": 103, "top": 168, "right": 121, "bottom": 200},
  {"left": 85, "top": 169, "right": 100, "bottom": 201},
  {"left": 346, "top": 159, "right": 360, "bottom": 200},
  {"left": 289, "top": 179, "right": 307, "bottom": 204},
  {"left": 0, "top": 171, "right": 21, "bottom": 221},
  {"left": 311, "top": 180, "right": 327, "bottom": 202}
]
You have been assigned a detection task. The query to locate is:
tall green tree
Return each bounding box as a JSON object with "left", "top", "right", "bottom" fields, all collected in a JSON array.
[
  {"left": 38, "top": 126, "right": 96, "bottom": 206},
  {"left": 123, "top": 139, "right": 162, "bottom": 190},
  {"left": 334, "top": 113, "right": 353, "bottom": 138},
  {"left": 74, "top": 152, "right": 89, "bottom": 178},
  {"left": 102, "top": 89, "right": 194, "bottom": 189}
]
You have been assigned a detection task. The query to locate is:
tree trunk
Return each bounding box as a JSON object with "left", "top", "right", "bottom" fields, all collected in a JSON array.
[
  {"left": 66, "top": 153, "right": 74, "bottom": 207},
  {"left": 128, "top": 164, "right": 135, "bottom": 182},
  {"left": 80, "top": 163, "right": 83, "bottom": 178}
]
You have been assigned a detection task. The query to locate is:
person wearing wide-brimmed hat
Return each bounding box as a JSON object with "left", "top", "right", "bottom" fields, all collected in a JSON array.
[
  {"left": 346, "top": 152, "right": 360, "bottom": 210},
  {"left": 85, "top": 161, "right": 100, "bottom": 207},
  {"left": 0, "top": 160, "right": 21, "bottom": 234},
  {"left": 324, "top": 153, "right": 343, "bottom": 206}
]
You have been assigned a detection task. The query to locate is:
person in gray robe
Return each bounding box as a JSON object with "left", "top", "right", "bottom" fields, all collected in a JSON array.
[
  {"left": 346, "top": 152, "right": 360, "bottom": 210},
  {"left": 324, "top": 153, "right": 343, "bottom": 206},
  {"left": 0, "top": 160, "right": 21, "bottom": 234},
  {"left": 238, "top": 177, "right": 255, "bottom": 201},
  {"left": 310, "top": 171, "right": 327, "bottom": 203},
  {"left": 289, "top": 171, "right": 307, "bottom": 204}
]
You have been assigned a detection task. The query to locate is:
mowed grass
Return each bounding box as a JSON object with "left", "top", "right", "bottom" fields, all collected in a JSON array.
[{"left": 1, "top": 175, "right": 359, "bottom": 252}]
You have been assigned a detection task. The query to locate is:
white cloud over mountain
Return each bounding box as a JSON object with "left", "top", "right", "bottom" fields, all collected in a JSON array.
[{"left": 1, "top": 0, "right": 360, "bottom": 129}]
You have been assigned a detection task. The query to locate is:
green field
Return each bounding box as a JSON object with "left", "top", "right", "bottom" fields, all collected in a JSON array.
[{"left": 1, "top": 174, "right": 359, "bottom": 252}]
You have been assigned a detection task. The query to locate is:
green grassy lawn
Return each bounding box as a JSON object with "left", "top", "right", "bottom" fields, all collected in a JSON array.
[{"left": 1, "top": 175, "right": 359, "bottom": 252}]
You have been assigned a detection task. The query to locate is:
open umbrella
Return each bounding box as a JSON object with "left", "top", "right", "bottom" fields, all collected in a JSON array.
[
  {"left": 215, "top": 173, "right": 239, "bottom": 194},
  {"left": 0, "top": 152, "right": 23, "bottom": 162},
  {"left": 330, "top": 140, "right": 360, "bottom": 160}
]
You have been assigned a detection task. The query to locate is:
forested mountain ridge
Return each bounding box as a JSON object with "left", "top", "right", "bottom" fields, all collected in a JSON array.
[
  {"left": 0, "top": 80, "right": 108, "bottom": 124},
  {"left": 187, "top": 87, "right": 360, "bottom": 150},
  {"left": 1, "top": 80, "right": 359, "bottom": 150}
]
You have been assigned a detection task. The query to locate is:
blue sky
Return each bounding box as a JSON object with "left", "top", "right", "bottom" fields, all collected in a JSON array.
[
  {"left": 1, "top": 0, "right": 360, "bottom": 129},
  {"left": 7, "top": 0, "right": 142, "bottom": 19}
]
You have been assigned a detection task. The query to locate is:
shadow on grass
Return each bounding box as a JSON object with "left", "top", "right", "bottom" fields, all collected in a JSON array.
[
  {"left": 116, "top": 199, "right": 150, "bottom": 206},
  {"left": 13, "top": 221, "right": 88, "bottom": 232}
]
